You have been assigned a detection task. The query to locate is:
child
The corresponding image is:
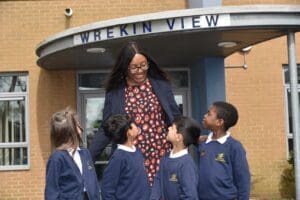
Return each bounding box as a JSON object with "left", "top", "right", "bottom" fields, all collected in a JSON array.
[
  {"left": 44, "top": 108, "right": 100, "bottom": 200},
  {"left": 198, "top": 101, "right": 250, "bottom": 200},
  {"left": 150, "top": 116, "right": 200, "bottom": 200},
  {"left": 101, "top": 114, "right": 150, "bottom": 200}
]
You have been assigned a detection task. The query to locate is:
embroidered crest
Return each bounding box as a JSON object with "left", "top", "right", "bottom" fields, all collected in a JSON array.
[
  {"left": 169, "top": 174, "right": 178, "bottom": 182},
  {"left": 215, "top": 153, "right": 226, "bottom": 163},
  {"left": 87, "top": 161, "right": 94, "bottom": 170},
  {"left": 200, "top": 150, "right": 206, "bottom": 157}
]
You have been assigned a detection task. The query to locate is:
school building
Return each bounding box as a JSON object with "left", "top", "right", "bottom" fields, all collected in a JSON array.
[{"left": 0, "top": 0, "right": 300, "bottom": 199}]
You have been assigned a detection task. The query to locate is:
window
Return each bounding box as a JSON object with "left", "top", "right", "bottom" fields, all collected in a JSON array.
[
  {"left": 167, "top": 70, "right": 189, "bottom": 88},
  {"left": 167, "top": 69, "right": 190, "bottom": 116},
  {"left": 0, "top": 73, "right": 29, "bottom": 170},
  {"left": 283, "top": 65, "right": 300, "bottom": 154}
]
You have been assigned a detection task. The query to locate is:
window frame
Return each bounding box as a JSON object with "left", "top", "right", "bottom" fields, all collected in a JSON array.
[
  {"left": 283, "top": 65, "right": 300, "bottom": 157},
  {"left": 0, "top": 73, "right": 30, "bottom": 171}
]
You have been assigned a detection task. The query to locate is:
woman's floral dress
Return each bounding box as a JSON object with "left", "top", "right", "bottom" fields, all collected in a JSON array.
[{"left": 125, "top": 79, "right": 171, "bottom": 185}]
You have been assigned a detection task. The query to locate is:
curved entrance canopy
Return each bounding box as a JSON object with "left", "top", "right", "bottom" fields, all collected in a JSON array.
[{"left": 36, "top": 5, "right": 300, "bottom": 69}]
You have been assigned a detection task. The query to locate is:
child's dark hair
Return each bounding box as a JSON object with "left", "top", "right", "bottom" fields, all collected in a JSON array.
[
  {"left": 173, "top": 116, "right": 201, "bottom": 146},
  {"left": 213, "top": 101, "right": 238, "bottom": 131},
  {"left": 50, "top": 107, "right": 82, "bottom": 150},
  {"left": 103, "top": 114, "right": 133, "bottom": 144}
]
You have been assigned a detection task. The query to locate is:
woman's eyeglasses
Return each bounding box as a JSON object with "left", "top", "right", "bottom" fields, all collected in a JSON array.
[{"left": 128, "top": 61, "right": 149, "bottom": 73}]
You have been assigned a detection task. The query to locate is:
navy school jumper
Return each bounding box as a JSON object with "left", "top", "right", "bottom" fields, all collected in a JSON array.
[
  {"left": 101, "top": 148, "right": 150, "bottom": 200},
  {"left": 89, "top": 77, "right": 181, "bottom": 161},
  {"left": 198, "top": 136, "right": 250, "bottom": 200},
  {"left": 45, "top": 148, "right": 100, "bottom": 200},
  {"left": 151, "top": 152, "right": 199, "bottom": 200}
]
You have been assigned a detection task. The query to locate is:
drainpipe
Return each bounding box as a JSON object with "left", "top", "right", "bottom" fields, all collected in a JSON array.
[{"left": 287, "top": 31, "right": 300, "bottom": 199}]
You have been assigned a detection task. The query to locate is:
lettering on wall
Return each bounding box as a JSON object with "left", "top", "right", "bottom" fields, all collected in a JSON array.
[{"left": 74, "top": 14, "right": 230, "bottom": 45}]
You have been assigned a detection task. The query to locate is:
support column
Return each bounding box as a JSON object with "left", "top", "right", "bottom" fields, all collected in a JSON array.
[
  {"left": 287, "top": 32, "right": 300, "bottom": 199},
  {"left": 190, "top": 57, "right": 226, "bottom": 131}
]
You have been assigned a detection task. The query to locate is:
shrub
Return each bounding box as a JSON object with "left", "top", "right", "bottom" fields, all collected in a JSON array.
[{"left": 279, "top": 151, "right": 295, "bottom": 199}]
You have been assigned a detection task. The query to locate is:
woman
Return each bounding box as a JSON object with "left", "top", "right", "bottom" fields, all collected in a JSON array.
[{"left": 89, "top": 41, "right": 181, "bottom": 184}]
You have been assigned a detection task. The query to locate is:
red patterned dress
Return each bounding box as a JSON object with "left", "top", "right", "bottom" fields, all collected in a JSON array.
[{"left": 125, "top": 79, "right": 171, "bottom": 185}]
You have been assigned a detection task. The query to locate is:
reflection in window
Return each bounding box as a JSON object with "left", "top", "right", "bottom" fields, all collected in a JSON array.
[
  {"left": 0, "top": 148, "right": 28, "bottom": 166},
  {"left": 284, "top": 65, "right": 300, "bottom": 84},
  {"left": 78, "top": 73, "right": 108, "bottom": 89},
  {"left": 0, "top": 99, "right": 26, "bottom": 143},
  {"left": 288, "top": 138, "right": 294, "bottom": 152},
  {"left": 167, "top": 70, "right": 189, "bottom": 88},
  {"left": 0, "top": 75, "right": 27, "bottom": 93},
  {"left": 286, "top": 91, "right": 300, "bottom": 135},
  {"left": 174, "top": 95, "right": 183, "bottom": 114},
  {"left": 85, "top": 97, "right": 105, "bottom": 148}
]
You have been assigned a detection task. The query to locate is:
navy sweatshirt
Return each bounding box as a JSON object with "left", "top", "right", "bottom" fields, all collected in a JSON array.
[
  {"left": 101, "top": 148, "right": 150, "bottom": 200},
  {"left": 45, "top": 148, "right": 100, "bottom": 200},
  {"left": 151, "top": 152, "right": 199, "bottom": 200},
  {"left": 198, "top": 136, "right": 250, "bottom": 200}
]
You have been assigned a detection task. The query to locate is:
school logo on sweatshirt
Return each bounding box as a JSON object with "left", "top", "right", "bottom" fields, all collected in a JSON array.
[
  {"left": 87, "top": 161, "right": 94, "bottom": 170},
  {"left": 200, "top": 150, "right": 206, "bottom": 157},
  {"left": 169, "top": 174, "right": 178, "bottom": 182},
  {"left": 215, "top": 153, "right": 226, "bottom": 163}
]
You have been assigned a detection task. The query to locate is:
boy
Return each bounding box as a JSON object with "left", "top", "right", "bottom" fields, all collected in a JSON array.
[
  {"left": 151, "top": 116, "right": 200, "bottom": 200},
  {"left": 101, "top": 114, "right": 150, "bottom": 200},
  {"left": 198, "top": 101, "right": 250, "bottom": 200}
]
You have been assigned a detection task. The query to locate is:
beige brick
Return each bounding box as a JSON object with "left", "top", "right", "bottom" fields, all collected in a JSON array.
[
  {"left": 0, "top": 0, "right": 186, "bottom": 199},
  {"left": 1, "top": 0, "right": 299, "bottom": 199}
]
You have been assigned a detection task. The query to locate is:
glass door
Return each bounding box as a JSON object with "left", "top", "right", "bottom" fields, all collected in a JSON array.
[
  {"left": 81, "top": 94, "right": 104, "bottom": 148},
  {"left": 79, "top": 92, "right": 112, "bottom": 181}
]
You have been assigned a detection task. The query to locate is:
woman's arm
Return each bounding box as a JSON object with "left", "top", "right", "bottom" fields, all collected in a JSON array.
[
  {"left": 88, "top": 128, "right": 111, "bottom": 162},
  {"left": 150, "top": 78, "right": 181, "bottom": 124}
]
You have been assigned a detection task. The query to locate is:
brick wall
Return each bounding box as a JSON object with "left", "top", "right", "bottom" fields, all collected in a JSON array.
[
  {"left": 224, "top": 1, "right": 300, "bottom": 199},
  {"left": 225, "top": 37, "right": 300, "bottom": 200},
  {"left": 0, "top": 1, "right": 186, "bottom": 199},
  {"left": 1, "top": 0, "right": 299, "bottom": 199},
  {"left": 224, "top": 0, "right": 300, "bottom": 5}
]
